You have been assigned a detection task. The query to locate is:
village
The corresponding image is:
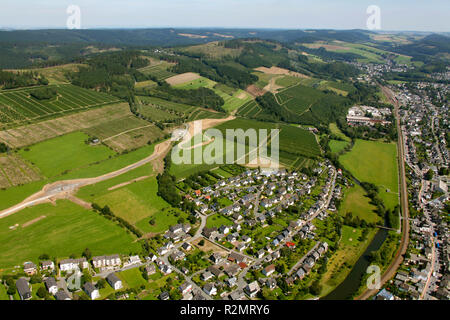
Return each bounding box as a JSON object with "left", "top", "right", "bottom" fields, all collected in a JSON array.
[
  {"left": 374, "top": 79, "right": 449, "bottom": 300},
  {"left": 4, "top": 163, "right": 344, "bottom": 301}
]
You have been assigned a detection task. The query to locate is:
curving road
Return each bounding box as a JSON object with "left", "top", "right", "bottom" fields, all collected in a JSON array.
[{"left": 0, "top": 116, "right": 235, "bottom": 219}]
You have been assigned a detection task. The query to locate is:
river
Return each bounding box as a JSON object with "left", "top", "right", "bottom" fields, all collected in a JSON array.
[{"left": 321, "top": 228, "right": 388, "bottom": 300}]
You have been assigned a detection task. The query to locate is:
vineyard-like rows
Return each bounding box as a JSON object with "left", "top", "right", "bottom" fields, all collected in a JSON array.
[
  {"left": 236, "top": 100, "right": 261, "bottom": 118},
  {"left": 139, "top": 63, "right": 175, "bottom": 80},
  {"left": 0, "top": 84, "right": 120, "bottom": 125}
]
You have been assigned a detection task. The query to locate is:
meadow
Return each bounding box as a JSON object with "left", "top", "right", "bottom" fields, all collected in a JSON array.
[
  {"left": 19, "top": 131, "right": 116, "bottom": 179},
  {"left": 339, "top": 139, "right": 399, "bottom": 209},
  {"left": 0, "top": 200, "right": 140, "bottom": 268},
  {"left": 172, "top": 75, "right": 253, "bottom": 113},
  {"left": 77, "top": 163, "right": 187, "bottom": 234},
  {"left": 206, "top": 214, "right": 234, "bottom": 228},
  {"left": 338, "top": 184, "right": 382, "bottom": 224}
]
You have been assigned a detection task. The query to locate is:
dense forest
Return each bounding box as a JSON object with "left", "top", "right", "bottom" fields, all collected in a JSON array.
[
  {"left": 0, "top": 70, "right": 48, "bottom": 89},
  {"left": 68, "top": 50, "right": 152, "bottom": 102}
]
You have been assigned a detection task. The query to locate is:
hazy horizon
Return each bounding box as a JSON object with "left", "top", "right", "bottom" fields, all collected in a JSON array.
[{"left": 1, "top": 0, "right": 449, "bottom": 32}]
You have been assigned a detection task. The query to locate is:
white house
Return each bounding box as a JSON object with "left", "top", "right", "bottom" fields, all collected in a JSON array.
[
  {"left": 44, "top": 277, "right": 58, "bottom": 295},
  {"left": 83, "top": 282, "right": 100, "bottom": 300},
  {"left": 106, "top": 273, "right": 123, "bottom": 290}
]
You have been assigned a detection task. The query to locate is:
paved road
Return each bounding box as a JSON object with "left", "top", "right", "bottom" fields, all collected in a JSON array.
[{"left": 357, "top": 85, "right": 410, "bottom": 300}]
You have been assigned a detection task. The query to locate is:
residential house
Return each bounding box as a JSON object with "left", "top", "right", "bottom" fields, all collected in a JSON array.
[
  {"left": 23, "top": 262, "right": 37, "bottom": 275},
  {"left": 262, "top": 264, "right": 275, "bottom": 277},
  {"left": 55, "top": 290, "right": 71, "bottom": 300},
  {"left": 16, "top": 278, "right": 31, "bottom": 300},
  {"left": 179, "top": 282, "right": 193, "bottom": 295},
  {"left": 203, "top": 283, "right": 217, "bottom": 296},
  {"left": 44, "top": 277, "right": 58, "bottom": 295},
  {"left": 59, "top": 258, "right": 89, "bottom": 272},
  {"left": 92, "top": 255, "right": 121, "bottom": 269},
  {"left": 145, "top": 264, "right": 156, "bottom": 276},
  {"left": 83, "top": 282, "right": 100, "bottom": 300},
  {"left": 245, "top": 281, "right": 260, "bottom": 298},
  {"left": 40, "top": 261, "right": 55, "bottom": 272},
  {"left": 106, "top": 273, "right": 123, "bottom": 290}
]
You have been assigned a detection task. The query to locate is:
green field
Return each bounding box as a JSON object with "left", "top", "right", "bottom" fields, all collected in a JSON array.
[
  {"left": 340, "top": 139, "right": 399, "bottom": 209},
  {"left": 339, "top": 184, "right": 382, "bottom": 224},
  {"left": 117, "top": 268, "right": 149, "bottom": 289},
  {"left": 0, "top": 284, "right": 9, "bottom": 300},
  {"left": 0, "top": 84, "right": 120, "bottom": 127},
  {"left": 329, "top": 140, "right": 349, "bottom": 154},
  {"left": 206, "top": 214, "right": 234, "bottom": 228},
  {"left": 19, "top": 131, "right": 116, "bottom": 179},
  {"left": 0, "top": 200, "right": 140, "bottom": 268},
  {"left": 173, "top": 76, "right": 253, "bottom": 113},
  {"left": 138, "top": 62, "right": 175, "bottom": 80}
]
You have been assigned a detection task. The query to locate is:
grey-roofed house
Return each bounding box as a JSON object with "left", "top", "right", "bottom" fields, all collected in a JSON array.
[
  {"left": 83, "top": 282, "right": 100, "bottom": 300},
  {"left": 16, "top": 278, "right": 31, "bottom": 300},
  {"left": 44, "top": 277, "right": 58, "bottom": 295},
  {"left": 55, "top": 290, "right": 71, "bottom": 300},
  {"left": 106, "top": 273, "right": 123, "bottom": 290}
]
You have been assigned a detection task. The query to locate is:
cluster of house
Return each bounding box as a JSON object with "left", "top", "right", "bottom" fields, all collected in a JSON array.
[
  {"left": 285, "top": 242, "right": 328, "bottom": 286},
  {"left": 378, "top": 81, "right": 449, "bottom": 301},
  {"left": 15, "top": 272, "right": 124, "bottom": 301},
  {"left": 14, "top": 253, "right": 147, "bottom": 300},
  {"left": 83, "top": 273, "right": 123, "bottom": 300},
  {"left": 163, "top": 223, "right": 192, "bottom": 243},
  {"left": 346, "top": 105, "right": 392, "bottom": 126}
]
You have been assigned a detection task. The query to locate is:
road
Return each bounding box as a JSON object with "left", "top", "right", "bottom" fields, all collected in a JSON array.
[
  {"left": 357, "top": 85, "right": 410, "bottom": 300},
  {"left": 0, "top": 117, "right": 235, "bottom": 219}
]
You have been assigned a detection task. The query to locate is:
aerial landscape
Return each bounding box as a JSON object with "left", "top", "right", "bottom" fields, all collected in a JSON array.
[{"left": 0, "top": 0, "right": 448, "bottom": 307}]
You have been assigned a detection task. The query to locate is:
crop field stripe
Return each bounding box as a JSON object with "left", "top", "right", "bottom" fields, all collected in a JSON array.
[
  {"left": 9, "top": 92, "right": 55, "bottom": 114},
  {"left": 11, "top": 91, "right": 54, "bottom": 114},
  {"left": 14, "top": 91, "right": 65, "bottom": 113},
  {"left": 56, "top": 86, "right": 98, "bottom": 106},
  {"left": 0, "top": 105, "right": 26, "bottom": 121},
  {"left": 0, "top": 94, "right": 40, "bottom": 117}
]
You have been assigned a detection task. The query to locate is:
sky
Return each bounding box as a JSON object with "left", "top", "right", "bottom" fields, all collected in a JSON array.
[{"left": 0, "top": 0, "right": 449, "bottom": 32}]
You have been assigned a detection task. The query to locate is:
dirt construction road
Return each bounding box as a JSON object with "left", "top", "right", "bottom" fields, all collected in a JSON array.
[{"left": 0, "top": 116, "right": 234, "bottom": 219}]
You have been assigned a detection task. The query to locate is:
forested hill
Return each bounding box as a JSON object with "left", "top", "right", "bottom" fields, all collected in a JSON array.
[{"left": 0, "top": 29, "right": 374, "bottom": 46}]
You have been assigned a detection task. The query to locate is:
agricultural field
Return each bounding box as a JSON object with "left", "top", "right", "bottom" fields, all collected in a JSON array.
[
  {"left": 338, "top": 184, "right": 382, "bottom": 224},
  {"left": 77, "top": 165, "right": 187, "bottom": 235},
  {"left": 137, "top": 95, "right": 226, "bottom": 122},
  {"left": 83, "top": 113, "right": 165, "bottom": 152},
  {"left": 236, "top": 100, "right": 262, "bottom": 118},
  {"left": 180, "top": 42, "right": 243, "bottom": 59},
  {"left": 171, "top": 75, "right": 253, "bottom": 113},
  {"left": 18, "top": 131, "right": 116, "bottom": 179},
  {"left": 0, "top": 84, "right": 120, "bottom": 128},
  {"left": 0, "top": 154, "right": 41, "bottom": 189},
  {"left": 138, "top": 61, "right": 176, "bottom": 80},
  {"left": 0, "top": 200, "right": 141, "bottom": 269},
  {"left": 276, "top": 84, "right": 325, "bottom": 115},
  {"left": 169, "top": 118, "right": 319, "bottom": 173},
  {"left": 0, "top": 103, "right": 131, "bottom": 148},
  {"left": 339, "top": 139, "right": 399, "bottom": 210}
]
